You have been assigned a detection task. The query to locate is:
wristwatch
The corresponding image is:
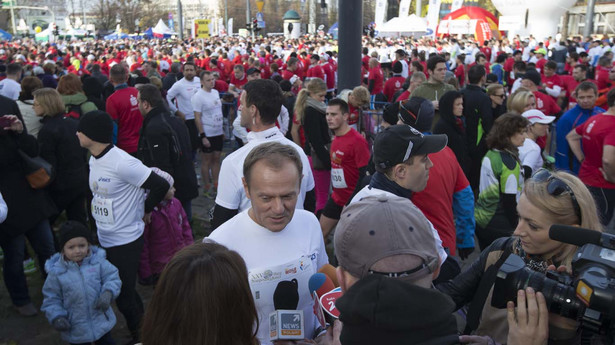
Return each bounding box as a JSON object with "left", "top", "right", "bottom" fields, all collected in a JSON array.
[{"left": 199, "top": 133, "right": 206, "bottom": 139}]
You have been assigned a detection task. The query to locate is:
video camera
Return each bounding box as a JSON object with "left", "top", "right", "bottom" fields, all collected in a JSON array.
[{"left": 492, "top": 225, "right": 615, "bottom": 342}]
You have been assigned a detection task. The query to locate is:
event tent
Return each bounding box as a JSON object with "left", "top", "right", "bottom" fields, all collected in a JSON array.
[
  {"left": 152, "top": 19, "right": 176, "bottom": 38},
  {"left": 0, "top": 28, "right": 12, "bottom": 41},
  {"left": 104, "top": 32, "right": 129, "bottom": 40},
  {"left": 377, "top": 14, "right": 427, "bottom": 37},
  {"left": 436, "top": 6, "right": 501, "bottom": 42}
]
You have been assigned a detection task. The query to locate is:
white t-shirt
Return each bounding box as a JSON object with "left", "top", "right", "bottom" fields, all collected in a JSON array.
[
  {"left": 0, "top": 78, "right": 21, "bottom": 100},
  {"left": 88, "top": 146, "right": 152, "bottom": 248},
  {"left": 166, "top": 77, "right": 201, "bottom": 120},
  {"left": 191, "top": 88, "right": 224, "bottom": 137},
  {"left": 215, "top": 126, "right": 315, "bottom": 212},
  {"left": 207, "top": 209, "right": 328, "bottom": 345},
  {"left": 350, "top": 186, "right": 448, "bottom": 265},
  {"left": 232, "top": 105, "right": 290, "bottom": 141},
  {"left": 519, "top": 138, "right": 543, "bottom": 175}
]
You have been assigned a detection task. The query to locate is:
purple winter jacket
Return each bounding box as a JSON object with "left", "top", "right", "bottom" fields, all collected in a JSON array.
[{"left": 139, "top": 197, "right": 193, "bottom": 279}]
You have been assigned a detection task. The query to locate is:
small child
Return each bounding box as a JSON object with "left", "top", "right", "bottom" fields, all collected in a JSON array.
[
  {"left": 41, "top": 221, "right": 121, "bottom": 345},
  {"left": 139, "top": 168, "right": 193, "bottom": 285}
]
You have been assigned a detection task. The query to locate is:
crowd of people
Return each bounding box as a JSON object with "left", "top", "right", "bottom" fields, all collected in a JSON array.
[{"left": 0, "top": 29, "right": 614, "bottom": 345}]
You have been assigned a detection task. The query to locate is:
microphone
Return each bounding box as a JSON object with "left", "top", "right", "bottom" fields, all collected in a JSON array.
[
  {"left": 308, "top": 273, "right": 335, "bottom": 327},
  {"left": 270, "top": 279, "right": 304, "bottom": 341},
  {"left": 318, "top": 264, "right": 339, "bottom": 287},
  {"left": 549, "top": 224, "right": 615, "bottom": 249}
]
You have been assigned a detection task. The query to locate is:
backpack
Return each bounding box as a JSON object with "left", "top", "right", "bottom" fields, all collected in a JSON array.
[{"left": 65, "top": 101, "right": 86, "bottom": 119}]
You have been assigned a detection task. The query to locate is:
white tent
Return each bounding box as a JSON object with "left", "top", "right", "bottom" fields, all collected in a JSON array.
[
  {"left": 377, "top": 14, "right": 427, "bottom": 37},
  {"left": 152, "top": 19, "right": 176, "bottom": 35}
]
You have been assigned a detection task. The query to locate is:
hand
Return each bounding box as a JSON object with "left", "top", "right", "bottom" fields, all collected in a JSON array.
[
  {"left": 52, "top": 317, "right": 71, "bottom": 331},
  {"left": 599, "top": 167, "right": 612, "bottom": 183},
  {"left": 201, "top": 137, "right": 211, "bottom": 149},
  {"left": 506, "top": 288, "right": 548, "bottom": 345},
  {"left": 95, "top": 290, "right": 113, "bottom": 311},
  {"left": 432, "top": 100, "right": 439, "bottom": 110},
  {"left": 458, "top": 335, "right": 498, "bottom": 344},
  {"left": 175, "top": 110, "right": 186, "bottom": 121},
  {"left": 319, "top": 320, "right": 342, "bottom": 345},
  {"left": 457, "top": 247, "right": 474, "bottom": 260},
  {"left": 143, "top": 212, "right": 152, "bottom": 225},
  {"left": 2, "top": 115, "right": 24, "bottom": 134}
]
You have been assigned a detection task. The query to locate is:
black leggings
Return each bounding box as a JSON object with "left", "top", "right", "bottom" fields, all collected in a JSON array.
[
  {"left": 105, "top": 236, "right": 144, "bottom": 340},
  {"left": 587, "top": 185, "right": 615, "bottom": 226}
]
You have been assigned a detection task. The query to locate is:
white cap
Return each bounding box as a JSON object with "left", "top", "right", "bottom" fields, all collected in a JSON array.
[
  {"left": 87, "top": 54, "right": 95, "bottom": 61},
  {"left": 33, "top": 66, "right": 44, "bottom": 75},
  {"left": 522, "top": 109, "right": 555, "bottom": 125},
  {"left": 290, "top": 75, "right": 300, "bottom": 85}
]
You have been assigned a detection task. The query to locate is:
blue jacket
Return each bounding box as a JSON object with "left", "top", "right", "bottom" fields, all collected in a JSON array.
[
  {"left": 554, "top": 105, "right": 604, "bottom": 174},
  {"left": 453, "top": 185, "right": 475, "bottom": 249},
  {"left": 41, "top": 246, "right": 121, "bottom": 343}
]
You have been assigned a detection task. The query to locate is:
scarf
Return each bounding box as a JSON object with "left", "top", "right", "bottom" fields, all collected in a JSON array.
[
  {"left": 513, "top": 238, "right": 558, "bottom": 274},
  {"left": 369, "top": 172, "right": 413, "bottom": 199},
  {"left": 454, "top": 116, "right": 466, "bottom": 134},
  {"left": 306, "top": 97, "right": 326, "bottom": 114}
]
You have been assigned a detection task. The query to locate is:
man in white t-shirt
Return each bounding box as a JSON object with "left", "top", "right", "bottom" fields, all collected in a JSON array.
[
  {"left": 76, "top": 111, "right": 170, "bottom": 343},
  {"left": 0, "top": 63, "right": 22, "bottom": 100},
  {"left": 166, "top": 62, "right": 201, "bottom": 153},
  {"left": 211, "top": 79, "right": 315, "bottom": 229},
  {"left": 192, "top": 71, "right": 224, "bottom": 198},
  {"left": 207, "top": 142, "right": 328, "bottom": 345}
]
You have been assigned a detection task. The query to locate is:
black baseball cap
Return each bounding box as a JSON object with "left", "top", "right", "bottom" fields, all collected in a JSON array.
[
  {"left": 246, "top": 67, "right": 260, "bottom": 76},
  {"left": 373, "top": 125, "right": 447, "bottom": 169}
]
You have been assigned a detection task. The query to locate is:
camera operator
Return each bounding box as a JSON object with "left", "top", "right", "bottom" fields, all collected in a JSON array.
[{"left": 437, "top": 170, "right": 603, "bottom": 344}]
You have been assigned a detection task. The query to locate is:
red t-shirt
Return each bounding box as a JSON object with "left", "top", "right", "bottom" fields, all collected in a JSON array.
[
  {"left": 281, "top": 69, "right": 296, "bottom": 81},
  {"left": 595, "top": 65, "right": 612, "bottom": 90},
  {"left": 534, "top": 90, "right": 561, "bottom": 116},
  {"left": 307, "top": 65, "right": 325, "bottom": 81},
  {"left": 536, "top": 58, "right": 548, "bottom": 74},
  {"left": 455, "top": 64, "right": 466, "bottom": 87},
  {"left": 348, "top": 104, "right": 361, "bottom": 126},
  {"left": 576, "top": 114, "right": 615, "bottom": 189},
  {"left": 330, "top": 128, "right": 370, "bottom": 206},
  {"left": 542, "top": 74, "right": 563, "bottom": 90},
  {"left": 411, "top": 147, "right": 470, "bottom": 255},
  {"left": 214, "top": 79, "right": 229, "bottom": 93},
  {"left": 229, "top": 74, "right": 247, "bottom": 89},
  {"left": 367, "top": 66, "right": 384, "bottom": 95},
  {"left": 383, "top": 76, "right": 405, "bottom": 102},
  {"left": 322, "top": 63, "right": 336, "bottom": 90},
  {"left": 395, "top": 90, "right": 411, "bottom": 102},
  {"left": 105, "top": 87, "right": 143, "bottom": 154}
]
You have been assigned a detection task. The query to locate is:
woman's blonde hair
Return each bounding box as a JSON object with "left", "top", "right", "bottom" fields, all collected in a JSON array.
[
  {"left": 486, "top": 83, "right": 504, "bottom": 96},
  {"left": 350, "top": 86, "right": 370, "bottom": 107},
  {"left": 522, "top": 170, "right": 603, "bottom": 266},
  {"left": 33, "top": 88, "right": 66, "bottom": 117},
  {"left": 294, "top": 78, "right": 326, "bottom": 124},
  {"left": 507, "top": 88, "right": 534, "bottom": 114}
]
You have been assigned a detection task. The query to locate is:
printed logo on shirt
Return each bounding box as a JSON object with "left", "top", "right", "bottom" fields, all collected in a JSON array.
[
  {"left": 250, "top": 269, "right": 281, "bottom": 283},
  {"left": 130, "top": 94, "right": 138, "bottom": 106}
]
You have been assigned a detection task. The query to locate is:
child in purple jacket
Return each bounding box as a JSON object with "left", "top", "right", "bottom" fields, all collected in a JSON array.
[{"left": 139, "top": 168, "right": 193, "bottom": 285}]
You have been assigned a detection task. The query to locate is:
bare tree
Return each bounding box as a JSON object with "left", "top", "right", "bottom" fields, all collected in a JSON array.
[{"left": 93, "top": 0, "right": 119, "bottom": 32}]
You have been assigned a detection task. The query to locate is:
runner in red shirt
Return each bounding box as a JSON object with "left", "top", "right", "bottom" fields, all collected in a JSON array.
[
  {"left": 281, "top": 57, "right": 300, "bottom": 81},
  {"left": 383, "top": 61, "right": 406, "bottom": 102},
  {"left": 106, "top": 64, "right": 143, "bottom": 154},
  {"left": 320, "top": 98, "right": 370, "bottom": 239},
  {"left": 306, "top": 54, "right": 325, "bottom": 81},
  {"left": 541, "top": 61, "right": 563, "bottom": 101},
  {"left": 561, "top": 64, "right": 597, "bottom": 109},
  {"left": 228, "top": 64, "right": 247, "bottom": 98},
  {"left": 367, "top": 58, "right": 384, "bottom": 97}
]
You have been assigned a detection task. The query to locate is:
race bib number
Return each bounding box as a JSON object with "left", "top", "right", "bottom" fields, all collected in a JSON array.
[
  {"left": 91, "top": 195, "right": 115, "bottom": 225},
  {"left": 331, "top": 168, "right": 347, "bottom": 189}
]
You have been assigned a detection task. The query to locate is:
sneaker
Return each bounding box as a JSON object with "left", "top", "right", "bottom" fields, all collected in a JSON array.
[
  {"left": 23, "top": 258, "right": 37, "bottom": 274},
  {"left": 15, "top": 303, "right": 37, "bottom": 316}
]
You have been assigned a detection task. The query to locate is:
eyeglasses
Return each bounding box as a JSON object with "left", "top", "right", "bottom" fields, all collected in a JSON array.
[{"left": 531, "top": 169, "right": 582, "bottom": 224}]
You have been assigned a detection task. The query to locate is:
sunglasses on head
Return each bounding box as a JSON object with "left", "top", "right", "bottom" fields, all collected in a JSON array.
[{"left": 531, "top": 169, "right": 582, "bottom": 224}]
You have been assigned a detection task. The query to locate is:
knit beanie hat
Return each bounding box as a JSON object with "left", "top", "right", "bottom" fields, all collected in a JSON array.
[
  {"left": 59, "top": 221, "right": 92, "bottom": 250},
  {"left": 77, "top": 110, "right": 114, "bottom": 144}
]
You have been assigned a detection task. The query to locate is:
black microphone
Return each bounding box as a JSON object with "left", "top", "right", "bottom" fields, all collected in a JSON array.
[
  {"left": 270, "top": 279, "right": 304, "bottom": 341},
  {"left": 549, "top": 224, "right": 615, "bottom": 249},
  {"left": 273, "top": 279, "right": 299, "bottom": 310}
]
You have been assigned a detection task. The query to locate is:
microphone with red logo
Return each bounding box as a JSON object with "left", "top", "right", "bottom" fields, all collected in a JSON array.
[{"left": 308, "top": 266, "right": 342, "bottom": 327}]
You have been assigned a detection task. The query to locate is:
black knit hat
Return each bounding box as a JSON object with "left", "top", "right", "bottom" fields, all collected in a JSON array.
[
  {"left": 77, "top": 110, "right": 114, "bottom": 144},
  {"left": 59, "top": 221, "right": 92, "bottom": 250},
  {"left": 336, "top": 274, "right": 460, "bottom": 345}
]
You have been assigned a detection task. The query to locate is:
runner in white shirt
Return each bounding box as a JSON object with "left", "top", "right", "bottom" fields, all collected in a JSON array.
[
  {"left": 76, "top": 111, "right": 170, "bottom": 343},
  {"left": 192, "top": 71, "right": 224, "bottom": 198},
  {"left": 207, "top": 142, "right": 328, "bottom": 345},
  {"left": 0, "top": 63, "right": 22, "bottom": 100},
  {"left": 212, "top": 79, "right": 315, "bottom": 229},
  {"left": 166, "top": 62, "right": 201, "bottom": 153}
]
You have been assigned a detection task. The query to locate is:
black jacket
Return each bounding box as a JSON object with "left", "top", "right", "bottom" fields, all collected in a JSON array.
[
  {"left": 38, "top": 114, "right": 89, "bottom": 194},
  {"left": 302, "top": 105, "right": 331, "bottom": 169},
  {"left": 0, "top": 96, "right": 56, "bottom": 236},
  {"left": 138, "top": 106, "right": 198, "bottom": 203},
  {"left": 434, "top": 91, "right": 472, "bottom": 179}
]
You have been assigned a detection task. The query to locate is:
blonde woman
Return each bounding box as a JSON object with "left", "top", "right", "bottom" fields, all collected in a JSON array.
[
  {"left": 486, "top": 83, "right": 507, "bottom": 120},
  {"left": 293, "top": 78, "right": 330, "bottom": 213},
  {"left": 507, "top": 87, "right": 536, "bottom": 114},
  {"left": 439, "top": 170, "right": 602, "bottom": 344}
]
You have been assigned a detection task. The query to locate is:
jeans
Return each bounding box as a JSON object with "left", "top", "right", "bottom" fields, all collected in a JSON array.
[
  {"left": 0, "top": 219, "right": 55, "bottom": 306},
  {"left": 70, "top": 331, "right": 115, "bottom": 345},
  {"left": 104, "top": 236, "right": 144, "bottom": 340}
]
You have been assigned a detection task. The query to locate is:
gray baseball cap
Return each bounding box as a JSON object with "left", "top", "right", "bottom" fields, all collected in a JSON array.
[{"left": 334, "top": 194, "right": 439, "bottom": 279}]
